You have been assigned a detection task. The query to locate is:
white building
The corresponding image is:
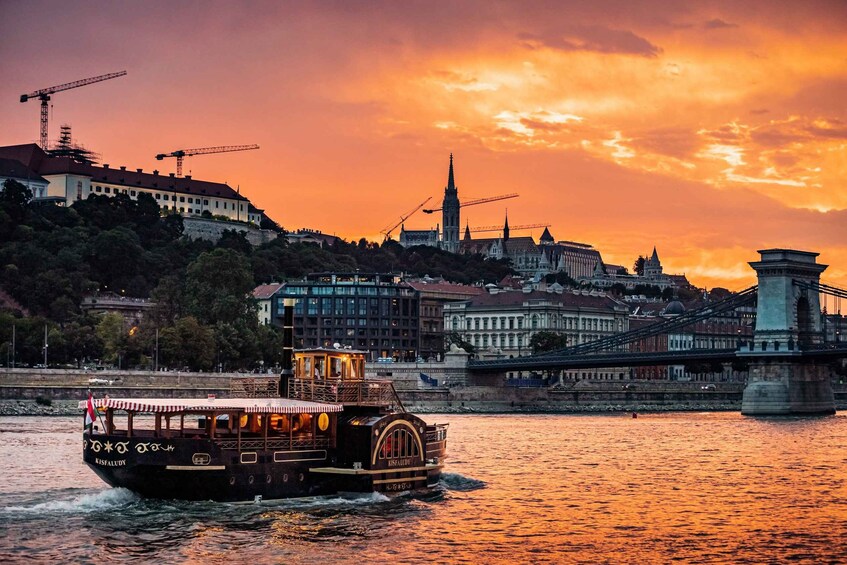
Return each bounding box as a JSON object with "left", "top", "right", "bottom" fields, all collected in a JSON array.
[
  {"left": 0, "top": 157, "right": 49, "bottom": 199},
  {"left": 253, "top": 283, "right": 285, "bottom": 326},
  {"left": 0, "top": 144, "right": 254, "bottom": 223},
  {"left": 444, "top": 286, "right": 631, "bottom": 380}
]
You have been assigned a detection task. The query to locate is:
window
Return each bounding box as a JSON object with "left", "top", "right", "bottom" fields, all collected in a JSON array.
[
  {"left": 204, "top": 199, "right": 209, "bottom": 205},
  {"left": 104, "top": 187, "right": 111, "bottom": 194},
  {"left": 179, "top": 207, "right": 185, "bottom": 212},
  {"left": 95, "top": 186, "right": 102, "bottom": 193},
  {"left": 130, "top": 190, "right": 136, "bottom": 196},
  {"left": 215, "top": 201, "right": 219, "bottom": 208},
  {"left": 155, "top": 193, "right": 161, "bottom": 199},
  {"left": 188, "top": 197, "right": 194, "bottom": 204},
  {"left": 179, "top": 196, "right": 185, "bottom": 203}
]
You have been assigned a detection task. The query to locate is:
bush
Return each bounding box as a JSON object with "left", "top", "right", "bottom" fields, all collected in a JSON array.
[{"left": 35, "top": 396, "right": 52, "bottom": 406}]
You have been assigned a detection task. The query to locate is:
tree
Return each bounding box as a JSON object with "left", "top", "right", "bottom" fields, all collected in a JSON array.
[
  {"left": 185, "top": 248, "right": 257, "bottom": 326},
  {"left": 633, "top": 256, "right": 646, "bottom": 276},
  {"left": 0, "top": 179, "right": 33, "bottom": 238},
  {"left": 529, "top": 331, "right": 568, "bottom": 354},
  {"left": 158, "top": 316, "right": 215, "bottom": 371},
  {"left": 96, "top": 313, "right": 127, "bottom": 366}
]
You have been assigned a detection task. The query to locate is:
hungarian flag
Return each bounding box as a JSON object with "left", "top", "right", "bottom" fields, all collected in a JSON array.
[{"left": 84, "top": 392, "right": 97, "bottom": 431}]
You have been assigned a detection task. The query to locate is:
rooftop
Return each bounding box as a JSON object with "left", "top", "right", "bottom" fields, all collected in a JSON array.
[{"left": 0, "top": 144, "right": 247, "bottom": 201}]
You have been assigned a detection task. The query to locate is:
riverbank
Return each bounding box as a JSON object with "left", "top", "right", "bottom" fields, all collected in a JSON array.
[{"left": 0, "top": 397, "right": 758, "bottom": 416}]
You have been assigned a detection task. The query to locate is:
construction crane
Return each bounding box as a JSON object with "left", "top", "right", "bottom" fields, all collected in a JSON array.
[
  {"left": 155, "top": 144, "right": 260, "bottom": 177},
  {"left": 422, "top": 193, "right": 518, "bottom": 214},
  {"left": 469, "top": 222, "right": 550, "bottom": 233},
  {"left": 20, "top": 71, "right": 127, "bottom": 149},
  {"left": 381, "top": 196, "right": 433, "bottom": 240}
]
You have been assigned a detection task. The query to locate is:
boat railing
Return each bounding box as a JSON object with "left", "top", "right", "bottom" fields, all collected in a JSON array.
[
  {"left": 215, "top": 436, "right": 332, "bottom": 451},
  {"left": 230, "top": 376, "right": 278, "bottom": 398},
  {"left": 288, "top": 378, "right": 405, "bottom": 412}
]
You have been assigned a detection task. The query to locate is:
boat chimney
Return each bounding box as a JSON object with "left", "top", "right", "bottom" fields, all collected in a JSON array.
[{"left": 279, "top": 298, "right": 295, "bottom": 396}]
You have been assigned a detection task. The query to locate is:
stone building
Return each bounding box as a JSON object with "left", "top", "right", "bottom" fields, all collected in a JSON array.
[
  {"left": 444, "top": 286, "right": 631, "bottom": 379},
  {"left": 406, "top": 279, "right": 484, "bottom": 361},
  {"left": 0, "top": 143, "right": 254, "bottom": 223}
]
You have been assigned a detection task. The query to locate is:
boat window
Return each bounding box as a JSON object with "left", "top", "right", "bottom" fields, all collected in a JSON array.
[
  {"left": 378, "top": 428, "right": 419, "bottom": 460},
  {"left": 240, "top": 414, "right": 263, "bottom": 434},
  {"left": 270, "top": 414, "right": 290, "bottom": 432},
  {"left": 292, "top": 413, "right": 312, "bottom": 433}
]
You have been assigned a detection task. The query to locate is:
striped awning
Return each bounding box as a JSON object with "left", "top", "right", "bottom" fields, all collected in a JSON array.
[{"left": 78, "top": 397, "right": 343, "bottom": 414}]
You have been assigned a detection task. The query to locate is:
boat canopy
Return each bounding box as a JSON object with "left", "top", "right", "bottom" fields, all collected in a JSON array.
[{"left": 79, "top": 397, "right": 343, "bottom": 414}]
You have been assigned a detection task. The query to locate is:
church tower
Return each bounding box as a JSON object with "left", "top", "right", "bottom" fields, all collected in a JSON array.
[
  {"left": 503, "top": 211, "right": 510, "bottom": 242},
  {"left": 441, "top": 154, "right": 460, "bottom": 253}
]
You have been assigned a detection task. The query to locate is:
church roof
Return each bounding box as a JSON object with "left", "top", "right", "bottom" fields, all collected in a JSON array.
[{"left": 539, "top": 227, "right": 554, "bottom": 243}]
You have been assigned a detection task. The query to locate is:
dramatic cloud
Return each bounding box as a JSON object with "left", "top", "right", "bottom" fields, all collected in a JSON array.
[
  {"left": 1, "top": 0, "right": 845, "bottom": 288},
  {"left": 518, "top": 26, "right": 662, "bottom": 57}
]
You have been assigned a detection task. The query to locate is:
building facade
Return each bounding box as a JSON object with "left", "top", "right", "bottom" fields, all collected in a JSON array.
[
  {"left": 273, "top": 273, "right": 420, "bottom": 361},
  {"left": 444, "top": 287, "right": 631, "bottom": 379},
  {"left": 0, "top": 144, "right": 254, "bottom": 223},
  {"left": 0, "top": 157, "right": 49, "bottom": 199},
  {"left": 253, "top": 283, "right": 285, "bottom": 326},
  {"left": 406, "top": 280, "right": 484, "bottom": 361}
]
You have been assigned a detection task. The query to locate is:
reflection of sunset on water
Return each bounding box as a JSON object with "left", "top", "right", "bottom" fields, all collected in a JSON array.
[{"left": 2, "top": 1, "right": 845, "bottom": 288}]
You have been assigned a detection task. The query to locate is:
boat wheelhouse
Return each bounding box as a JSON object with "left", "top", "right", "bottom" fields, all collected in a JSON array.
[{"left": 82, "top": 308, "right": 447, "bottom": 502}]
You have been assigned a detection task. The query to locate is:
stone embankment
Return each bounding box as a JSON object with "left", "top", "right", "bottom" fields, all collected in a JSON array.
[{"left": 2, "top": 368, "right": 844, "bottom": 416}]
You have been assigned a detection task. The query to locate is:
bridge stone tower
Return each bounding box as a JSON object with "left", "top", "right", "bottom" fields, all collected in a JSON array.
[{"left": 741, "top": 249, "right": 835, "bottom": 415}]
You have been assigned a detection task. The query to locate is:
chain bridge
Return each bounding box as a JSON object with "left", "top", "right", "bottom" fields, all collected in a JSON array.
[{"left": 467, "top": 249, "right": 847, "bottom": 415}]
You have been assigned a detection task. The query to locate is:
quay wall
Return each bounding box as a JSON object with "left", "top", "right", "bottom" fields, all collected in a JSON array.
[
  {"left": 182, "top": 217, "right": 278, "bottom": 246},
  {"left": 2, "top": 368, "right": 845, "bottom": 416}
]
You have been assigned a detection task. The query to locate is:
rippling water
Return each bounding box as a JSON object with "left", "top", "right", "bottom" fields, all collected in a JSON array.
[{"left": 2, "top": 413, "right": 846, "bottom": 563}]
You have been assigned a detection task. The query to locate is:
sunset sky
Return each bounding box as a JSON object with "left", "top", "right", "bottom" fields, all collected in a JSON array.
[{"left": 2, "top": 1, "right": 845, "bottom": 291}]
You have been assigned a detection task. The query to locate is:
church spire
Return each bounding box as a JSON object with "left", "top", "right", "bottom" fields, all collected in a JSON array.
[
  {"left": 446, "top": 152, "right": 456, "bottom": 193},
  {"left": 503, "top": 211, "right": 510, "bottom": 242},
  {"left": 463, "top": 221, "right": 471, "bottom": 241}
]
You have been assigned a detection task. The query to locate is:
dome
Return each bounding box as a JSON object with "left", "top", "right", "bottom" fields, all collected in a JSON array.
[{"left": 664, "top": 300, "right": 686, "bottom": 316}]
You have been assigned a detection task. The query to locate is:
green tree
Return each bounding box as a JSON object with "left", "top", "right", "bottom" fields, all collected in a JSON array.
[
  {"left": 96, "top": 313, "right": 127, "bottom": 365},
  {"left": 185, "top": 248, "right": 257, "bottom": 326},
  {"left": 529, "top": 331, "right": 569, "bottom": 354},
  {"left": 633, "top": 256, "right": 646, "bottom": 276},
  {"left": 158, "top": 316, "right": 215, "bottom": 371}
]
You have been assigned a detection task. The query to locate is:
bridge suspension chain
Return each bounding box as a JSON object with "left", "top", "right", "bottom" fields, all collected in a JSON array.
[
  {"left": 792, "top": 280, "right": 847, "bottom": 301},
  {"left": 534, "top": 285, "right": 759, "bottom": 359}
]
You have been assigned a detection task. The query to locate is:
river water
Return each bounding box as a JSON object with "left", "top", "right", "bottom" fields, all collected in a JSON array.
[{"left": 1, "top": 412, "right": 846, "bottom": 563}]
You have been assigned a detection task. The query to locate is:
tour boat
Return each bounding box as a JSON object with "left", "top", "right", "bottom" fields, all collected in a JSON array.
[{"left": 81, "top": 302, "right": 447, "bottom": 502}]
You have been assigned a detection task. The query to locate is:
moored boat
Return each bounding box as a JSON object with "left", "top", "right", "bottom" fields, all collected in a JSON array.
[{"left": 81, "top": 300, "right": 447, "bottom": 502}]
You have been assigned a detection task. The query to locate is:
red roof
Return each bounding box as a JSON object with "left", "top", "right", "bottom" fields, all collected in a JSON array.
[{"left": 253, "top": 283, "right": 285, "bottom": 300}]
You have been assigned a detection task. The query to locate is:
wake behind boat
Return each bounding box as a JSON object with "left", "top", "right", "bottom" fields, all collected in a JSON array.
[{"left": 80, "top": 300, "right": 447, "bottom": 502}]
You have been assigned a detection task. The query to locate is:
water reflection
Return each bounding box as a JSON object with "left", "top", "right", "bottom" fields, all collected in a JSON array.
[{"left": 1, "top": 414, "right": 846, "bottom": 563}]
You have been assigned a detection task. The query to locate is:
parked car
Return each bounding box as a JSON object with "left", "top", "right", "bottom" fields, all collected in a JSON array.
[
  {"left": 701, "top": 384, "right": 717, "bottom": 391},
  {"left": 88, "top": 378, "right": 114, "bottom": 386},
  {"left": 376, "top": 357, "right": 395, "bottom": 363}
]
